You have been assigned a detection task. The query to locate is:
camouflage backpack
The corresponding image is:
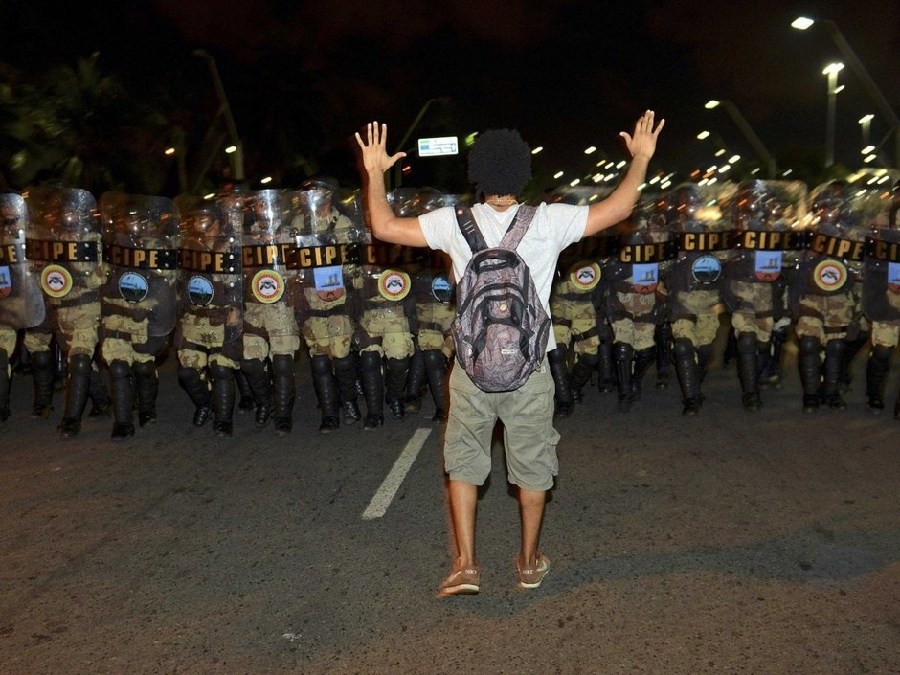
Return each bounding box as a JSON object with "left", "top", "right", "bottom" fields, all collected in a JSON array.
[{"left": 451, "top": 205, "right": 551, "bottom": 392}]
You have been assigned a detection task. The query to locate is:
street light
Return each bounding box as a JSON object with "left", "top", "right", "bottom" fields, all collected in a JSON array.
[
  {"left": 792, "top": 16, "right": 900, "bottom": 169},
  {"left": 822, "top": 62, "right": 844, "bottom": 168},
  {"left": 859, "top": 114, "right": 874, "bottom": 153},
  {"left": 194, "top": 49, "right": 244, "bottom": 182},
  {"left": 705, "top": 100, "right": 776, "bottom": 178}
]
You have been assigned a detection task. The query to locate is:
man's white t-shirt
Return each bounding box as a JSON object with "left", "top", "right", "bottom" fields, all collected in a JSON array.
[{"left": 417, "top": 201, "right": 589, "bottom": 351}]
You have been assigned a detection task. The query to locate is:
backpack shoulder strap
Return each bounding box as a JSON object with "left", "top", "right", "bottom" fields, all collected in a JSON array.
[
  {"left": 454, "top": 206, "right": 487, "bottom": 254},
  {"left": 499, "top": 205, "right": 537, "bottom": 251}
]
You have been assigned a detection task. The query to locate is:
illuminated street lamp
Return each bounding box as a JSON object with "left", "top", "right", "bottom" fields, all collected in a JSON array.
[
  {"left": 792, "top": 16, "right": 900, "bottom": 169},
  {"left": 858, "top": 114, "right": 874, "bottom": 153},
  {"left": 822, "top": 62, "right": 844, "bottom": 168},
  {"left": 705, "top": 100, "right": 776, "bottom": 178}
]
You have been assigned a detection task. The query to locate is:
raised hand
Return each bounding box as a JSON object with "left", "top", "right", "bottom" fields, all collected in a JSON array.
[
  {"left": 619, "top": 110, "right": 665, "bottom": 161},
  {"left": 354, "top": 121, "right": 407, "bottom": 175}
]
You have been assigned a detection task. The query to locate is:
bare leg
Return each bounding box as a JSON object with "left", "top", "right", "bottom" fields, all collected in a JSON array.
[
  {"left": 517, "top": 487, "right": 546, "bottom": 568},
  {"left": 447, "top": 479, "right": 478, "bottom": 567}
]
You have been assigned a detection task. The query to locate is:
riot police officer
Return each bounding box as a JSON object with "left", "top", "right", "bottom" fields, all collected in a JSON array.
[
  {"left": 175, "top": 201, "right": 243, "bottom": 437},
  {"left": 292, "top": 180, "right": 364, "bottom": 432},
  {"left": 0, "top": 192, "right": 45, "bottom": 425},
  {"left": 23, "top": 187, "right": 106, "bottom": 437},
  {"left": 99, "top": 192, "right": 180, "bottom": 440}
]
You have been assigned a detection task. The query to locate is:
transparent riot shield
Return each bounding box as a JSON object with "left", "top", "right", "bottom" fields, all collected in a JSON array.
[
  {"left": 24, "top": 186, "right": 102, "bottom": 309},
  {"left": 658, "top": 183, "right": 732, "bottom": 323},
  {"left": 288, "top": 184, "right": 366, "bottom": 329},
  {"left": 100, "top": 192, "right": 180, "bottom": 339},
  {"left": 177, "top": 202, "right": 243, "bottom": 352},
  {"left": 240, "top": 189, "right": 296, "bottom": 308},
  {"left": 0, "top": 192, "right": 45, "bottom": 328},
  {"left": 863, "top": 224, "right": 900, "bottom": 323}
]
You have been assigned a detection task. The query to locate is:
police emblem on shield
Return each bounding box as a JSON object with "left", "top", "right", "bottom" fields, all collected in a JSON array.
[
  {"left": 0, "top": 266, "right": 10, "bottom": 299},
  {"left": 753, "top": 251, "right": 782, "bottom": 282},
  {"left": 431, "top": 275, "right": 453, "bottom": 303},
  {"left": 813, "top": 259, "right": 847, "bottom": 292},
  {"left": 188, "top": 275, "right": 215, "bottom": 306},
  {"left": 118, "top": 271, "right": 150, "bottom": 303},
  {"left": 888, "top": 262, "right": 900, "bottom": 294},
  {"left": 632, "top": 262, "right": 659, "bottom": 294},
  {"left": 571, "top": 261, "right": 601, "bottom": 291},
  {"left": 41, "top": 264, "right": 74, "bottom": 298},
  {"left": 691, "top": 255, "right": 721, "bottom": 284},
  {"left": 252, "top": 269, "right": 285, "bottom": 303},
  {"left": 377, "top": 268, "right": 411, "bottom": 301}
]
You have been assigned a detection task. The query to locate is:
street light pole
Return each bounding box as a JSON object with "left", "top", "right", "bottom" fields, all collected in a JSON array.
[
  {"left": 705, "top": 100, "right": 776, "bottom": 178},
  {"left": 194, "top": 49, "right": 245, "bottom": 183},
  {"left": 822, "top": 62, "right": 844, "bottom": 168},
  {"left": 792, "top": 17, "right": 900, "bottom": 170},
  {"left": 391, "top": 97, "right": 449, "bottom": 190}
]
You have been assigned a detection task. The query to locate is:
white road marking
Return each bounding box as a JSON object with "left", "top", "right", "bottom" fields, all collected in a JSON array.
[{"left": 362, "top": 427, "right": 432, "bottom": 520}]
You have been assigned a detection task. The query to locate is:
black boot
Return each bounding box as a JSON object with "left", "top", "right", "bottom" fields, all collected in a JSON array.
[
  {"left": 697, "top": 344, "right": 714, "bottom": 383},
  {"left": 547, "top": 345, "right": 574, "bottom": 417},
  {"left": 359, "top": 350, "right": 385, "bottom": 429},
  {"left": 241, "top": 358, "right": 273, "bottom": 427},
  {"left": 0, "top": 350, "right": 10, "bottom": 423},
  {"left": 673, "top": 338, "right": 703, "bottom": 416},
  {"left": 385, "top": 356, "right": 410, "bottom": 420},
  {"left": 760, "top": 326, "right": 788, "bottom": 387},
  {"left": 596, "top": 339, "right": 616, "bottom": 393},
  {"left": 631, "top": 347, "right": 655, "bottom": 403},
  {"left": 798, "top": 336, "right": 822, "bottom": 413},
  {"left": 234, "top": 367, "right": 255, "bottom": 413},
  {"left": 735, "top": 332, "right": 762, "bottom": 411},
  {"left": 177, "top": 366, "right": 212, "bottom": 426},
  {"left": 614, "top": 342, "right": 634, "bottom": 413},
  {"left": 31, "top": 349, "right": 56, "bottom": 418},
  {"left": 132, "top": 361, "right": 160, "bottom": 427},
  {"left": 865, "top": 345, "right": 892, "bottom": 414},
  {"left": 87, "top": 360, "right": 111, "bottom": 417},
  {"left": 570, "top": 353, "right": 599, "bottom": 405},
  {"left": 271, "top": 353, "right": 296, "bottom": 436},
  {"left": 209, "top": 364, "right": 236, "bottom": 437},
  {"left": 822, "top": 339, "right": 847, "bottom": 410},
  {"left": 57, "top": 353, "right": 93, "bottom": 438},
  {"left": 109, "top": 359, "right": 135, "bottom": 440},
  {"left": 839, "top": 330, "right": 870, "bottom": 394},
  {"left": 404, "top": 347, "right": 426, "bottom": 414},
  {"left": 423, "top": 349, "right": 448, "bottom": 423},
  {"left": 310, "top": 354, "right": 341, "bottom": 433},
  {"left": 333, "top": 355, "right": 362, "bottom": 424},
  {"left": 654, "top": 321, "right": 672, "bottom": 390}
]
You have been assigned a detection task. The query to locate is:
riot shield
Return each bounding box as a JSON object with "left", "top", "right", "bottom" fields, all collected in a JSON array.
[
  {"left": 100, "top": 192, "right": 180, "bottom": 338},
  {"left": 240, "top": 189, "right": 297, "bottom": 308},
  {"left": 605, "top": 211, "right": 675, "bottom": 325},
  {"left": 177, "top": 202, "right": 243, "bottom": 351},
  {"left": 0, "top": 192, "right": 45, "bottom": 328},
  {"left": 658, "top": 183, "right": 733, "bottom": 323},
  {"left": 863, "top": 226, "right": 900, "bottom": 323},
  {"left": 24, "top": 186, "right": 102, "bottom": 309},
  {"left": 288, "top": 184, "right": 366, "bottom": 325}
]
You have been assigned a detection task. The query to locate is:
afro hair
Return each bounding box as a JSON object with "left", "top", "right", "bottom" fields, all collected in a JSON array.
[{"left": 467, "top": 129, "right": 532, "bottom": 197}]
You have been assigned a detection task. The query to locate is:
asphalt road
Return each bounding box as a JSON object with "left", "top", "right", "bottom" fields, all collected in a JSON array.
[{"left": 1, "top": 331, "right": 898, "bottom": 674}]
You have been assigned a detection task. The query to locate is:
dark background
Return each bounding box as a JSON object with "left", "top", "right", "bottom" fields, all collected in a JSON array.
[{"left": 3, "top": 0, "right": 899, "bottom": 193}]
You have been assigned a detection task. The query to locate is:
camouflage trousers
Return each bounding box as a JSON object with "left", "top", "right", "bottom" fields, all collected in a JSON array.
[
  {"left": 242, "top": 302, "right": 300, "bottom": 360},
  {"left": 301, "top": 290, "right": 354, "bottom": 360},
  {"left": 796, "top": 291, "right": 856, "bottom": 343},
  {"left": 669, "top": 290, "right": 721, "bottom": 348},
  {"left": 729, "top": 281, "right": 776, "bottom": 341},
  {"left": 177, "top": 313, "right": 239, "bottom": 370},
  {"left": 100, "top": 311, "right": 158, "bottom": 365},
  {"left": 551, "top": 297, "right": 601, "bottom": 356},
  {"left": 415, "top": 302, "right": 455, "bottom": 358},
  {"left": 871, "top": 320, "right": 899, "bottom": 349},
  {"left": 0, "top": 324, "right": 16, "bottom": 356},
  {"left": 358, "top": 302, "right": 414, "bottom": 359},
  {"left": 24, "top": 302, "right": 100, "bottom": 359}
]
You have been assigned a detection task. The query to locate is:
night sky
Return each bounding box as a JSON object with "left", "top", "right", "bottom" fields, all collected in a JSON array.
[{"left": 4, "top": 0, "right": 899, "bottom": 192}]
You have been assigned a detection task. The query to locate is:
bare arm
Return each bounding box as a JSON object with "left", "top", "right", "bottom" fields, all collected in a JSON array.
[
  {"left": 584, "top": 110, "right": 665, "bottom": 237},
  {"left": 354, "top": 121, "right": 429, "bottom": 247}
]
